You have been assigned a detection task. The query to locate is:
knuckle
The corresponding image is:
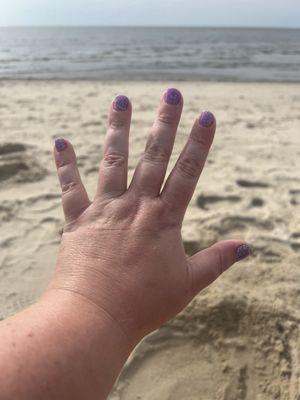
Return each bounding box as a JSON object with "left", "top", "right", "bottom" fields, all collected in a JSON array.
[
  {"left": 156, "top": 112, "right": 176, "bottom": 127},
  {"left": 57, "top": 159, "right": 73, "bottom": 169},
  {"left": 109, "top": 117, "right": 127, "bottom": 130},
  {"left": 154, "top": 202, "right": 179, "bottom": 230},
  {"left": 61, "top": 180, "right": 79, "bottom": 194},
  {"left": 143, "top": 143, "right": 170, "bottom": 165},
  {"left": 103, "top": 152, "right": 127, "bottom": 168},
  {"left": 176, "top": 156, "right": 201, "bottom": 179},
  {"left": 160, "top": 212, "right": 180, "bottom": 230},
  {"left": 190, "top": 129, "right": 213, "bottom": 147}
]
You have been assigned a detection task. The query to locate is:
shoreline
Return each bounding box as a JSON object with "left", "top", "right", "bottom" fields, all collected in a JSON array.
[{"left": 1, "top": 79, "right": 300, "bottom": 84}]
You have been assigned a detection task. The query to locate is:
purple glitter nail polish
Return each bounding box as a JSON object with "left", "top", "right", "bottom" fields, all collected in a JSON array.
[
  {"left": 164, "top": 88, "right": 182, "bottom": 106},
  {"left": 113, "top": 95, "right": 129, "bottom": 112},
  {"left": 55, "top": 138, "right": 67, "bottom": 152},
  {"left": 236, "top": 244, "right": 251, "bottom": 261},
  {"left": 199, "top": 111, "right": 215, "bottom": 128}
]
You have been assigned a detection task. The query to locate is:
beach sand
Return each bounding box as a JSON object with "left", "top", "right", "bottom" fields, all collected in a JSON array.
[{"left": 0, "top": 80, "right": 300, "bottom": 399}]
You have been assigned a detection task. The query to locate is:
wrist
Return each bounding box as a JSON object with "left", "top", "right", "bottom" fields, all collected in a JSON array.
[
  {"left": 48, "top": 253, "right": 146, "bottom": 346},
  {"left": 34, "top": 289, "right": 135, "bottom": 399},
  {"left": 41, "top": 288, "right": 136, "bottom": 353}
]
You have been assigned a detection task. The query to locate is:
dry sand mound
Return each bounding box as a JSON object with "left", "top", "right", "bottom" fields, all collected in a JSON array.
[
  {"left": 0, "top": 143, "right": 47, "bottom": 184},
  {"left": 110, "top": 295, "right": 300, "bottom": 400}
]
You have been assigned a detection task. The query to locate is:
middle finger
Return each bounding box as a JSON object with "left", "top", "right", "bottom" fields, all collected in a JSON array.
[{"left": 129, "top": 88, "right": 183, "bottom": 197}]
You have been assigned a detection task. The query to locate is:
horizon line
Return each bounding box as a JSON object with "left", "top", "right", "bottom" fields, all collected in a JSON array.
[{"left": 0, "top": 24, "right": 300, "bottom": 30}]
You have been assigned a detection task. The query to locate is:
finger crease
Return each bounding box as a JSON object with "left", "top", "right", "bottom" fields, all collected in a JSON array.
[{"left": 61, "top": 180, "right": 79, "bottom": 194}]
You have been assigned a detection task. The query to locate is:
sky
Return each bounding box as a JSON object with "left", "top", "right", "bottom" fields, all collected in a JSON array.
[{"left": 1, "top": 0, "right": 300, "bottom": 28}]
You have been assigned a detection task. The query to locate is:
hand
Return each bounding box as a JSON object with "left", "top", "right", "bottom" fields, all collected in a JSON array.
[{"left": 50, "top": 89, "right": 250, "bottom": 346}]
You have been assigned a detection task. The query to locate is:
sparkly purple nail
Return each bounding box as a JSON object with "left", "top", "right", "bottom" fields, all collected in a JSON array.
[
  {"left": 236, "top": 244, "right": 251, "bottom": 261},
  {"left": 55, "top": 138, "right": 67, "bottom": 152},
  {"left": 199, "top": 111, "right": 215, "bottom": 128},
  {"left": 113, "top": 95, "right": 129, "bottom": 112},
  {"left": 164, "top": 88, "right": 182, "bottom": 106}
]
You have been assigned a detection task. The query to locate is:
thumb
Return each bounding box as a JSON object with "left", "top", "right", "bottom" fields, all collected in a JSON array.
[{"left": 188, "top": 240, "right": 251, "bottom": 297}]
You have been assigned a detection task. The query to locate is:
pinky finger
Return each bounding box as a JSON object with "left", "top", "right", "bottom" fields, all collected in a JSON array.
[{"left": 54, "top": 138, "right": 91, "bottom": 224}]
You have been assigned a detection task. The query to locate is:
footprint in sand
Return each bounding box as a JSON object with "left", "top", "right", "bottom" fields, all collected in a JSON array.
[
  {"left": 236, "top": 180, "right": 270, "bottom": 189},
  {"left": 196, "top": 194, "right": 241, "bottom": 210},
  {"left": 215, "top": 216, "right": 274, "bottom": 236},
  {"left": 290, "top": 233, "right": 300, "bottom": 252},
  {"left": 255, "top": 247, "right": 283, "bottom": 263},
  {"left": 249, "top": 198, "right": 265, "bottom": 208},
  {"left": 246, "top": 122, "right": 256, "bottom": 129},
  {"left": 253, "top": 236, "right": 299, "bottom": 262},
  {"left": 0, "top": 143, "right": 27, "bottom": 155},
  {"left": 109, "top": 296, "right": 299, "bottom": 400},
  {"left": 0, "top": 202, "right": 16, "bottom": 222},
  {"left": 290, "top": 190, "right": 300, "bottom": 206}
]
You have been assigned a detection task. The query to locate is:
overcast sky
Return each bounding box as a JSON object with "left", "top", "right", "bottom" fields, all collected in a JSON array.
[{"left": 1, "top": 0, "right": 300, "bottom": 28}]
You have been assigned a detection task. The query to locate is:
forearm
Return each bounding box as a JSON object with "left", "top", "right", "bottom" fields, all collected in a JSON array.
[{"left": 0, "top": 290, "right": 133, "bottom": 400}]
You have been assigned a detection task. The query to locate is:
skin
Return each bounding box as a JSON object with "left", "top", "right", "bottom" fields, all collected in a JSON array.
[{"left": 0, "top": 89, "right": 249, "bottom": 400}]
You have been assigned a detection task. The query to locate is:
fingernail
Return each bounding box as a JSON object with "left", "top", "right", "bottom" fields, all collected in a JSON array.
[
  {"left": 164, "top": 88, "right": 182, "bottom": 105},
  {"left": 236, "top": 244, "right": 251, "bottom": 261},
  {"left": 55, "top": 138, "right": 67, "bottom": 152},
  {"left": 113, "top": 95, "right": 129, "bottom": 111},
  {"left": 199, "top": 111, "right": 215, "bottom": 128}
]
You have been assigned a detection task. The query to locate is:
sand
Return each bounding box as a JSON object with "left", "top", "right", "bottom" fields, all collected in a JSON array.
[{"left": 0, "top": 80, "right": 300, "bottom": 399}]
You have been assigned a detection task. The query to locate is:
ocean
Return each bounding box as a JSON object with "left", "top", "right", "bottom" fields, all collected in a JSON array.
[{"left": 0, "top": 26, "right": 299, "bottom": 81}]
